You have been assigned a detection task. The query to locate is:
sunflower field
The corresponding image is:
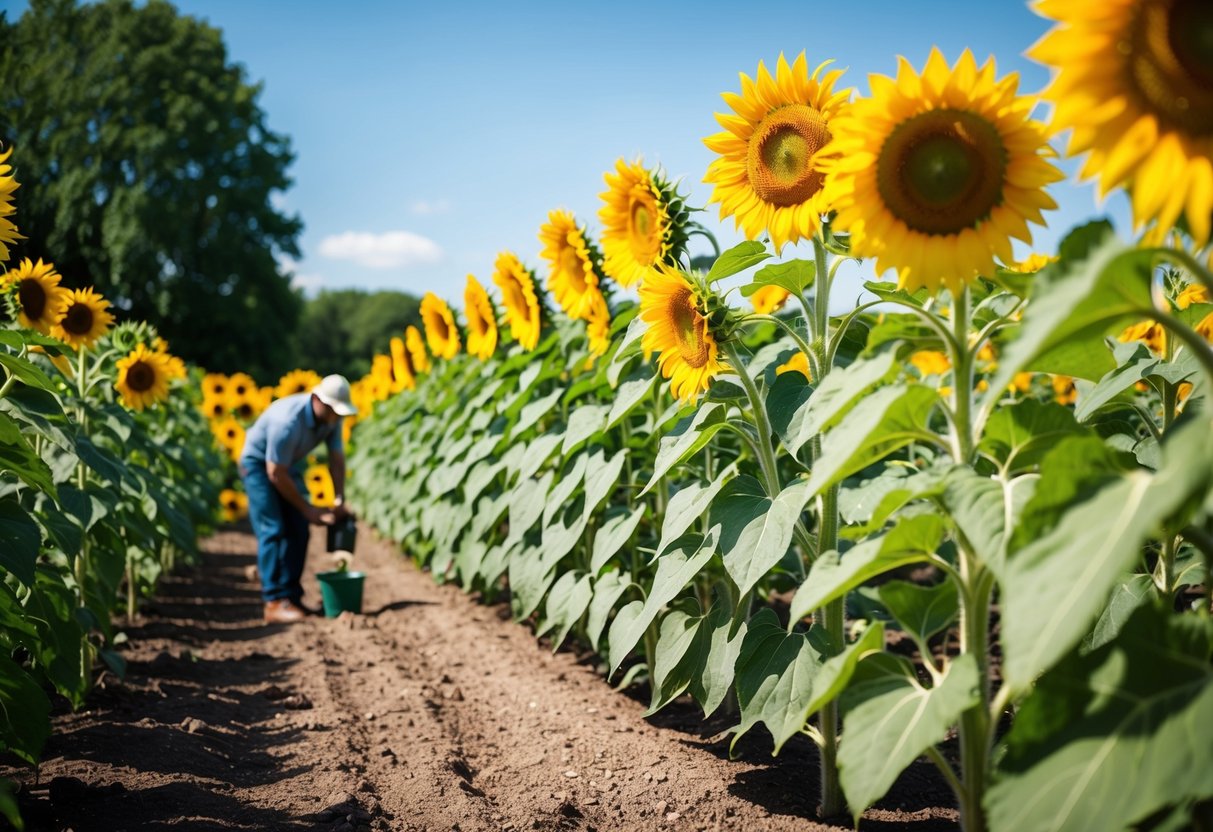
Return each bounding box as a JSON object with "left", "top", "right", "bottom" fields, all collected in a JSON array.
[{"left": 342, "top": 12, "right": 1213, "bottom": 832}]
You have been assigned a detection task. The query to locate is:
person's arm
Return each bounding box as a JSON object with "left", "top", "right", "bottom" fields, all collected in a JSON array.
[
  {"left": 328, "top": 450, "right": 349, "bottom": 518},
  {"left": 266, "top": 460, "right": 332, "bottom": 525}
]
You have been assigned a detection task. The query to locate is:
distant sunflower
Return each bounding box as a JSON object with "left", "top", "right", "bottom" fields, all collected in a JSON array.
[
  {"left": 0, "top": 145, "right": 23, "bottom": 263},
  {"left": 275, "top": 369, "right": 322, "bottom": 399},
  {"left": 227, "top": 372, "right": 256, "bottom": 401},
  {"left": 210, "top": 417, "right": 245, "bottom": 463},
  {"left": 776, "top": 350, "right": 812, "bottom": 379},
  {"left": 52, "top": 287, "right": 114, "bottom": 349},
  {"left": 405, "top": 325, "right": 431, "bottom": 373},
  {"left": 219, "top": 488, "right": 248, "bottom": 523},
  {"left": 4, "top": 258, "right": 68, "bottom": 333},
  {"left": 704, "top": 52, "right": 851, "bottom": 253},
  {"left": 598, "top": 159, "right": 688, "bottom": 287},
  {"left": 819, "top": 48, "right": 1063, "bottom": 295},
  {"left": 305, "top": 464, "right": 335, "bottom": 507},
  {"left": 370, "top": 354, "right": 395, "bottom": 400},
  {"left": 1176, "top": 282, "right": 1209, "bottom": 309},
  {"left": 1118, "top": 319, "right": 1168, "bottom": 355},
  {"left": 492, "top": 250, "right": 544, "bottom": 350},
  {"left": 200, "top": 393, "right": 229, "bottom": 420},
  {"left": 202, "top": 373, "right": 229, "bottom": 400},
  {"left": 230, "top": 387, "right": 269, "bottom": 422},
  {"left": 911, "top": 350, "right": 952, "bottom": 377},
  {"left": 464, "top": 275, "right": 499, "bottom": 361},
  {"left": 420, "top": 293, "right": 461, "bottom": 359},
  {"left": 389, "top": 336, "right": 416, "bottom": 392},
  {"left": 584, "top": 290, "right": 612, "bottom": 358},
  {"left": 115, "top": 343, "right": 173, "bottom": 411},
  {"left": 1006, "top": 253, "right": 1057, "bottom": 273},
  {"left": 1029, "top": 0, "right": 1213, "bottom": 245},
  {"left": 638, "top": 264, "right": 729, "bottom": 401},
  {"left": 750, "top": 285, "right": 792, "bottom": 315},
  {"left": 539, "top": 210, "right": 603, "bottom": 320},
  {"left": 1052, "top": 374, "right": 1077, "bottom": 406}
]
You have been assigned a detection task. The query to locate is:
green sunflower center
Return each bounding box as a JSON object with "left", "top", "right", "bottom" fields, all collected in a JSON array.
[
  {"left": 1129, "top": 0, "right": 1213, "bottom": 135},
  {"left": 877, "top": 109, "right": 1007, "bottom": 235},
  {"left": 670, "top": 288, "right": 710, "bottom": 368},
  {"left": 126, "top": 360, "right": 156, "bottom": 393},
  {"left": 62, "top": 302, "right": 95, "bottom": 336},
  {"left": 747, "top": 104, "right": 830, "bottom": 207},
  {"left": 18, "top": 278, "right": 47, "bottom": 321}
]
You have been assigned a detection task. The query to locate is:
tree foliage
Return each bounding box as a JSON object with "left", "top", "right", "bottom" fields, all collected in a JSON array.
[
  {"left": 0, "top": 0, "right": 303, "bottom": 378},
  {"left": 295, "top": 289, "right": 421, "bottom": 379}
]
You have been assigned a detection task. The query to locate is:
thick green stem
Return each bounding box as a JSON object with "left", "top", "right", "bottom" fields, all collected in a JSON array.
[
  {"left": 722, "top": 341, "right": 782, "bottom": 499},
  {"left": 958, "top": 550, "right": 992, "bottom": 832}
]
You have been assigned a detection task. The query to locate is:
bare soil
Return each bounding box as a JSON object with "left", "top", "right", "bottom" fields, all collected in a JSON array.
[{"left": 2, "top": 525, "right": 959, "bottom": 831}]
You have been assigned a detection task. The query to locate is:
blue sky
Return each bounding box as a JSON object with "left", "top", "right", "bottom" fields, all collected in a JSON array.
[{"left": 3, "top": 0, "right": 1131, "bottom": 310}]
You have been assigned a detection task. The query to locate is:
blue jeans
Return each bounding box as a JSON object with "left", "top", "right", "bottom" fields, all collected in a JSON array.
[{"left": 242, "top": 461, "right": 310, "bottom": 603}]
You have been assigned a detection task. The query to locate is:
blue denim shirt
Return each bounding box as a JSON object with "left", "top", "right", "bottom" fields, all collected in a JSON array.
[{"left": 240, "top": 393, "right": 343, "bottom": 468}]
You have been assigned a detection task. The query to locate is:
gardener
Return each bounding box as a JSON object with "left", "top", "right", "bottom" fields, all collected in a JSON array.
[{"left": 240, "top": 374, "right": 356, "bottom": 624}]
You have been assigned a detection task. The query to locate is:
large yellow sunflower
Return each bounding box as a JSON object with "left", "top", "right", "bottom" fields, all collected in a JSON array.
[
  {"left": 464, "top": 275, "right": 498, "bottom": 361},
  {"left": 420, "top": 293, "right": 461, "bottom": 360},
  {"left": 52, "top": 287, "right": 114, "bottom": 349},
  {"left": 819, "top": 48, "right": 1063, "bottom": 295},
  {"left": 405, "top": 325, "right": 431, "bottom": 373},
  {"left": 598, "top": 159, "right": 687, "bottom": 287},
  {"left": 114, "top": 343, "right": 174, "bottom": 411},
  {"left": 704, "top": 52, "right": 851, "bottom": 253},
  {"left": 492, "top": 250, "right": 543, "bottom": 350},
  {"left": 0, "top": 145, "right": 22, "bottom": 263},
  {"left": 750, "top": 284, "right": 792, "bottom": 315},
  {"left": 539, "top": 210, "right": 603, "bottom": 320},
  {"left": 275, "top": 368, "right": 322, "bottom": 399},
  {"left": 4, "top": 258, "right": 69, "bottom": 333},
  {"left": 638, "top": 264, "right": 729, "bottom": 401},
  {"left": 389, "top": 336, "right": 416, "bottom": 392},
  {"left": 1029, "top": 0, "right": 1213, "bottom": 246},
  {"left": 584, "top": 289, "right": 612, "bottom": 358}
]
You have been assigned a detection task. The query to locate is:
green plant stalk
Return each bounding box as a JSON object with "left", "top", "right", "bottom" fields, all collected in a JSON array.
[{"left": 74, "top": 346, "right": 94, "bottom": 692}]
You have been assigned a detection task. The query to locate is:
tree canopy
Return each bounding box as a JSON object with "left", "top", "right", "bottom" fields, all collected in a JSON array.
[
  {"left": 0, "top": 0, "right": 303, "bottom": 378},
  {"left": 295, "top": 289, "right": 422, "bottom": 380}
]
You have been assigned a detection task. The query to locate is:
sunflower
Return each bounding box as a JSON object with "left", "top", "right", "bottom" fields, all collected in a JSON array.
[
  {"left": 910, "top": 350, "right": 952, "bottom": 377},
  {"left": 389, "top": 337, "right": 416, "bottom": 392},
  {"left": 200, "top": 393, "right": 229, "bottom": 420},
  {"left": 750, "top": 284, "right": 792, "bottom": 315},
  {"left": 704, "top": 53, "right": 852, "bottom": 253},
  {"left": 305, "top": 464, "right": 335, "bottom": 507},
  {"left": 202, "top": 372, "right": 229, "bottom": 400},
  {"left": 420, "top": 293, "right": 461, "bottom": 360},
  {"left": 0, "top": 145, "right": 22, "bottom": 263},
  {"left": 4, "top": 258, "right": 69, "bottom": 333},
  {"left": 226, "top": 372, "right": 256, "bottom": 401},
  {"left": 464, "top": 274, "right": 498, "bottom": 361},
  {"left": 584, "top": 289, "right": 612, "bottom": 358},
  {"left": 539, "top": 210, "right": 604, "bottom": 320},
  {"left": 1052, "top": 374, "right": 1077, "bottom": 406},
  {"left": 1029, "top": 0, "right": 1213, "bottom": 246},
  {"left": 819, "top": 48, "right": 1063, "bottom": 295},
  {"left": 218, "top": 488, "right": 249, "bottom": 523},
  {"left": 210, "top": 417, "right": 245, "bottom": 463},
  {"left": 638, "top": 264, "right": 729, "bottom": 401},
  {"left": 114, "top": 343, "right": 174, "bottom": 411},
  {"left": 776, "top": 350, "right": 812, "bottom": 379},
  {"left": 52, "top": 287, "right": 115, "bottom": 349},
  {"left": 370, "top": 354, "right": 394, "bottom": 399},
  {"left": 275, "top": 369, "right": 322, "bottom": 399},
  {"left": 1118, "top": 319, "right": 1168, "bottom": 354},
  {"left": 1176, "top": 282, "right": 1213, "bottom": 340},
  {"left": 1006, "top": 253, "right": 1057, "bottom": 273},
  {"left": 492, "top": 250, "right": 544, "bottom": 350},
  {"left": 598, "top": 159, "right": 689, "bottom": 288},
  {"left": 405, "top": 325, "right": 431, "bottom": 374}
]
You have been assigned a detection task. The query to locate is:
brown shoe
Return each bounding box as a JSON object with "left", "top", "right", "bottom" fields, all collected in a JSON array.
[{"left": 264, "top": 599, "right": 306, "bottom": 624}]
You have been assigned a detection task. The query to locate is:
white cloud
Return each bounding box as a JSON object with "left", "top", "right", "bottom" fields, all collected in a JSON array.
[
  {"left": 409, "top": 198, "right": 452, "bottom": 216},
  {"left": 317, "top": 230, "right": 443, "bottom": 269}
]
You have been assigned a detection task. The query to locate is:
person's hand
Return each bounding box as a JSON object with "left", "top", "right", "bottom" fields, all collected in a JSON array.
[
  {"left": 333, "top": 503, "right": 352, "bottom": 520},
  {"left": 305, "top": 505, "right": 336, "bottom": 525}
]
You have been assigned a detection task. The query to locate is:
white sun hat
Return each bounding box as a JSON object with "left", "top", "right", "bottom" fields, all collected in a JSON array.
[{"left": 312, "top": 374, "right": 358, "bottom": 416}]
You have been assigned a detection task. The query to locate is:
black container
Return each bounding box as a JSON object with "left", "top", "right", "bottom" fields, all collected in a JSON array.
[{"left": 326, "top": 515, "right": 357, "bottom": 552}]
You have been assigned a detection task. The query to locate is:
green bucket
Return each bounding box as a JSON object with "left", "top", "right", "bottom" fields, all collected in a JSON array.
[{"left": 315, "top": 570, "right": 365, "bottom": 617}]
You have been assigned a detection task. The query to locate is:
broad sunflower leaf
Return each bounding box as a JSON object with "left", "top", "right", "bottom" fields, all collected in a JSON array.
[
  {"left": 1082, "top": 573, "right": 1153, "bottom": 653},
  {"left": 562, "top": 403, "right": 608, "bottom": 457},
  {"left": 537, "top": 570, "right": 593, "bottom": 650},
  {"left": 514, "top": 431, "right": 562, "bottom": 483},
  {"left": 1073, "top": 340, "right": 1159, "bottom": 422},
  {"left": 0, "top": 349, "right": 58, "bottom": 393},
  {"left": 710, "top": 474, "right": 813, "bottom": 598},
  {"left": 604, "top": 367, "right": 656, "bottom": 431},
  {"left": 839, "top": 652, "right": 980, "bottom": 820},
  {"left": 585, "top": 568, "right": 631, "bottom": 651},
  {"left": 987, "top": 606, "right": 1213, "bottom": 832},
  {"left": 582, "top": 448, "right": 627, "bottom": 521},
  {"left": 766, "top": 370, "right": 813, "bottom": 458},
  {"left": 978, "top": 400, "right": 1088, "bottom": 474},
  {"left": 646, "top": 597, "right": 746, "bottom": 718},
  {"left": 508, "top": 541, "right": 559, "bottom": 621},
  {"left": 706, "top": 240, "right": 770, "bottom": 282},
  {"left": 22, "top": 568, "right": 88, "bottom": 703},
  {"left": 590, "top": 505, "right": 646, "bottom": 574},
  {"left": 0, "top": 432, "right": 56, "bottom": 495},
  {"left": 657, "top": 462, "right": 737, "bottom": 557},
  {"left": 505, "top": 471, "right": 553, "bottom": 548},
  {"left": 789, "top": 514, "right": 945, "bottom": 623},
  {"left": 877, "top": 579, "right": 957, "bottom": 644},
  {"left": 0, "top": 498, "right": 40, "bottom": 586},
  {"left": 642, "top": 402, "right": 730, "bottom": 495},
  {"left": 512, "top": 386, "right": 565, "bottom": 437},
  {"left": 942, "top": 467, "right": 1036, "bottom": 580},
  {"left": 799, "top": 348, "right": 900, "bottom": 439},
  {"left": 0, "top": 653, "right": 51, "bottom": 765},
  {"left": 542, "top": 453, "right": 588, "bottom": 528},
  {"left": 740, "top": 259, "right": 815, "bottom": 297}
]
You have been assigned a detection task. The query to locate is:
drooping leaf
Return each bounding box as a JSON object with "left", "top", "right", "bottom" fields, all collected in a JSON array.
[
  {"left": 711, "top": 475, "right": 813, "bottom": 598},
  {"left": 740, "top": 259, "right": 815, "bottom": 297},
  {"left": 0, "top": 653, "right": 51, "bottom": 765},
  {"left": 642, "top": 402, "right": 730, "bottom": 494},
  {"left": 562, "top": 403, "right": 609, "bottom": 456},
  {"left": 605, "top": 368, "right": 657, "bottom": 431},
  {"left": 647, "top": 598, "right": 746, "bottom": 718},
  {"left": 706, "top": 240, "right": 770, "bottom": 282},
  {"left": 978, "top": 400, "right": 1088, "bottom": 474},
  {"left": 590, "top": 505, "right": 646, "bottom": 573},
  {"left": 657, "top": 463, "right": 737, "bottom": 556},
  {"left": 585, "top": 568, "right": 631, "bottom": 651},
  {"left": 537, "top": 571, "right": 593, "bottom": 651},
  {"left": 0, "top": 499, "right": 40, "bottom": 586},
  {"left": 877, "top": 579, "right": 958, "bottom": 644}
]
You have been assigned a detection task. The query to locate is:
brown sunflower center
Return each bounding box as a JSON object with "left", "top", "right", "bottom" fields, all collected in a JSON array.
[
  {"left": 560, "top": 244, "right": 588, "bottom": 293},
  {"left": 746, "top": 104, "right": 830, "bottom": 207},
  {"left": 501, "top": 276, "right": 528, "bottom": 319},
  {"left": 18, "top": 278, "right": 47, "bottom": 321},
  {"left": 469, "top": 303, "right": 487, "bottom": 337},
  {"left": 126, "top": 360, "right": 156, "bottom": 393},
  {"left": 877, "top": 109, "right": 1006, "bottom": 235},
  {"left": 1128, "top": 0, "right": 1213, "bottom": 135},
  {"left": 236, "top": 402, "right": 254, "bottom": 419},
  {"left": 61, "top": 302, "right": 95, "bottom": 336},
  {"left": 430, "top": 312, "right": 449, "bottom": 341},
  {"left": 669, "top": 288, "right": 710, "bottom": 369}
]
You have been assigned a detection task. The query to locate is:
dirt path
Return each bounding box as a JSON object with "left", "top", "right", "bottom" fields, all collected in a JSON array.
[{"left": 3, "top": 526, "right": 957, "bottom": 831}]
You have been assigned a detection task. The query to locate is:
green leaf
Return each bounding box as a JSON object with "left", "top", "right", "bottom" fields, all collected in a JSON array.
[
  {"left": 1082, "top": 573, "right": 1153, "bottom": 653},
  {"left": 542, "top": 453, "right": 588, "bottom": 528},
  {"left": 0, "top": 776, "right": 23, "bottom": 830},
  {"left": 590, "top": 505, "right": 646, "bottom": 573},
  {"left": 0, "top": 499, "right": 40, "bottom": 586},
  {"left": 0, "top": 652, "right": 51, "bottom": 765},
  {"left": 22, "top": 568, "right": 88, "bottom": 705},
  {"left": 582, "top": 448, "right": 626, "bottom": 521},
  {"left": 839, "top": 653, "right": 980, "bottom": 819},
  {"left": 740, "top": 259, "right": 815, "bottom": 297},
  {"left": 657, "top": 463, "right": 737, "bottom": 556},
  {"left": 706, "top": 241, "right": 770, "bottom": 282},
  {"left": 537, "top": 571, "right": 593, "bottom": 650},
  {"left": 562, "top": 403, "right": 608, "bottom": 456},
  {"left": 942, "top": 468, "right": 1036, "bottom": 579},
  {"left": 711, "top": 475, "right": 813, "bottom": 598},
  {"left": 0, "top": 349, "right": 58, "bottom": 393},
  {"left": 800, "top": 349, "right": 900, "bottom": 438},
  {"left": 514, "top": 432, "right": 562, "bottom": 483},
  {"left": 605, "top": 368, "right": 657, "bottom": 431},
  {"left": 987, "top": 607, "right": 1213, "bottom": 832},
  {"left": 877, "top": 579, "right": 958, "bottom": 643},
  {"left": 978, "top": 400, "right": 1088, "bottom": 474},
  {"left": 804, "top": 384, "right": 939, "bottom": 498},
  {"left": 642, "top": 402, "right": 730, "bottom": 495},
  {"left": 585, "top": 568, "right": 630, "bottom": 651},
  {"left": 508, "top": 542, "right": 559, "bottom": 621},
  {"left": 513, "top": 386, "right": 565, "bottom": 437},
  {"left": 789, "top": 514, "right": 945, "bottom": 622},
  {"left": 647, "top": 598, "right": 746, "bottom": 718},
  {"left": 0, "top": 432, "right": 57, "bottom": 495},
  {"left": 608, "top": 528, "right": 718, "bottom": 675},
  {"left": 1001, "top": 415, "right": 1213, "bottom": 690},
  {"left": 1073, "top": 340, "right": 1158, "bottom": 422}
]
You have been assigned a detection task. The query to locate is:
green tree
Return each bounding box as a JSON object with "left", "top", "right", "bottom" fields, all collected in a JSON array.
[
  {"left": 0, "top": 0, "right": 303, "bottom": 379},
  {"left": 295, "top": 289, "right": 421, "bottom": 379}
]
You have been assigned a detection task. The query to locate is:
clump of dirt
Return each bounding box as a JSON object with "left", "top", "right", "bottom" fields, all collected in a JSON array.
[{"left": 1, "top": 526, "right": 958, "bottom": 831}]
